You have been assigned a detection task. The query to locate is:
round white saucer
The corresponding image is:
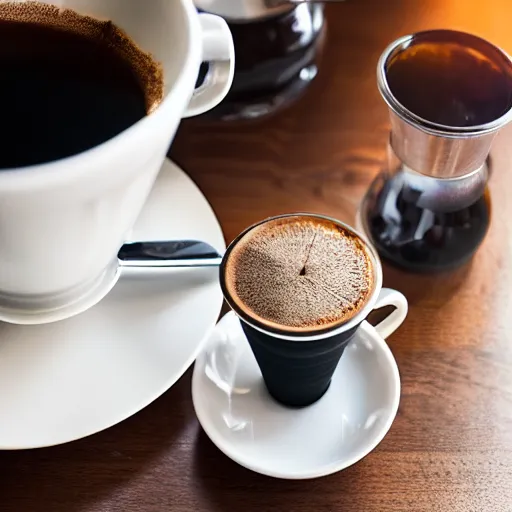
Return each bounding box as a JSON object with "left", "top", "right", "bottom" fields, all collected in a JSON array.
[
  {"left": 192, "top": 311, "right": 401, "bottom": 479},
  {"left": 0, "top": 159, "right": 225, "bottom": 449}
]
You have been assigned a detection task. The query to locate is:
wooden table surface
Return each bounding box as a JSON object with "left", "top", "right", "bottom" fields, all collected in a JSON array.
[{"left": 2, "top": 1, "right": 512, "bottom": 511}]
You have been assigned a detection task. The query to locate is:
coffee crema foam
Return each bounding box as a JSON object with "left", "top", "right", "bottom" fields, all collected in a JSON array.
[
  {"left": 224, "top": 216, "right": 375, "bottom": 333},
  {"left": 0, "top": 1, "right": 164, "bottom": 113}
]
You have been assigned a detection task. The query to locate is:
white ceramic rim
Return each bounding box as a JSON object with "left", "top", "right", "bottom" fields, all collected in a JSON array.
[{"left": 0, "top": 0, "right": 200, "bottom": 190}]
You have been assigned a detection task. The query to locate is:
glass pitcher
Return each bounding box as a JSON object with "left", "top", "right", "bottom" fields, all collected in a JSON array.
[
  {"left": 360, "top": 30, "right": 512, "bottom": 272},
  {"left": 194, "top": 0, "right": 325, "bottom": 120}
]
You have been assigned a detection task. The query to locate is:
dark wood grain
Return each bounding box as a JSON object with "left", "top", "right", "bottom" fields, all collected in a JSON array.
[{"left": 2, "top": 1, "right": 512, "bottom": 511}]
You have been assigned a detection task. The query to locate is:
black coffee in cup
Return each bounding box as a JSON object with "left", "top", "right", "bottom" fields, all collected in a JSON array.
[
  {"left": 221, "top": 214, "right": 377, "bottom": 407},
  {"left": 0, "top": 2, "right": 164, "bottom": 168}
]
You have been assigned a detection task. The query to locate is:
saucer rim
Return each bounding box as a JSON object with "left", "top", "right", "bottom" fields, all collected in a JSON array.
[
  {"left": 192, "top": 312, "right": 401, "bottom": 480},
  {"left": 0, "top": 158, "right": 226, "bottom": 450}
]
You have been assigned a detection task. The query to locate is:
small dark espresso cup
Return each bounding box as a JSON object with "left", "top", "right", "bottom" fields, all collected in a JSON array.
[{"left": 220, "top": 214, "right": 408, "bottom": 407}]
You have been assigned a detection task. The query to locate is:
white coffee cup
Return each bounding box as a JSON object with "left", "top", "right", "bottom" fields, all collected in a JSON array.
[{"left": 0, "top": 0, "right": 234, "bottom": 325}]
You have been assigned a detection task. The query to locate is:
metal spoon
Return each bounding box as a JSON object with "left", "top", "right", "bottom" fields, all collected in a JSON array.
[{"left": 118, "top": 240, "right": 223, "bottom": 269}]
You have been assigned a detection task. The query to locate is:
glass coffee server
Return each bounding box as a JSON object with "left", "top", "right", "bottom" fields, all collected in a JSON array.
[
  {"left": 194, "top": 0, "right": 325, "bottom": 120},
  {"left": 360, "top": 29, "right": 512, "bottom": 273}
]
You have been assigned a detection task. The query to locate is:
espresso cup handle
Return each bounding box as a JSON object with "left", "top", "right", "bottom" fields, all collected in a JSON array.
[
  {"left": 183, "top": 13, "right": 235, "bottom": 118},
  {"left": 370, "top": 288, "right": 408, "bottom": 339}
]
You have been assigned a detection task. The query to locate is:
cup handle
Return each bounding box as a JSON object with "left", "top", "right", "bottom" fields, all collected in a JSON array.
[
  {"left": 369, "top": 287, "right": 408, "bottom": 339},
  {"left": 183, "top": 13, "right": 235, "bottom": 118}
]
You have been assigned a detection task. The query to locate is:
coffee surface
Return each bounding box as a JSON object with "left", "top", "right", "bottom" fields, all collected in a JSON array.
[
  {"left": 0, "top": 2, "right": 163, "bottom": 168},
  {"left": 385, "top": 38, "right": 512, "bottom": 127},
  {"left": 224, "top": 216, "right": 374, "bottom": 333}
]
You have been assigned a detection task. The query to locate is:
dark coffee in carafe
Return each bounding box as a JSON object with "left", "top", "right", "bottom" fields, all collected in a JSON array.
[
  {"left": 362, "top": 167, "right": 492, "bottom": 272},
  {"left": 0, "top": 2, "right": 163, "bottom": 169},
  {"left": 195, "top": 3, "right": 325, "bottom": 121},
  {"left": 361, "top": 30, "right": 512, "bottom": 272}
]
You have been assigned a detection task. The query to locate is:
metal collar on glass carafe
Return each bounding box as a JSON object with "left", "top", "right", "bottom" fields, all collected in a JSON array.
[
  {"left": 193, "top": 0, "right": 293, "bottom": 21},
  {"left": 378, "top": 30, "right": 512, "bottom": 180},
  {"left": 194, "top": 0, "right": 342, "bottom": 21}
]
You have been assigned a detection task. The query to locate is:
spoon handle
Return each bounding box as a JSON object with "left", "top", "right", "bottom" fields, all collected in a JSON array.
[{"left": 118, "top": 241, "right": 223, "bottom": 268}]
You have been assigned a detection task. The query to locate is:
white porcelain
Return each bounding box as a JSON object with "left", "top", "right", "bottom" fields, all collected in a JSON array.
[
  {"left": 0, "top": 0, "right": 234, "bottom": 324},
  {"left": 0, "top": 160, "right": 225, "bottom": 449},
  {"left": 192, "top": 311, "right": 402, "bottom": 479}
]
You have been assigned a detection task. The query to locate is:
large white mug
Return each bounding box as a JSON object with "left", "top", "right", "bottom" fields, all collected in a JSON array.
[{"left": 0, "top": 0, "right": 234, "bottom": 325}]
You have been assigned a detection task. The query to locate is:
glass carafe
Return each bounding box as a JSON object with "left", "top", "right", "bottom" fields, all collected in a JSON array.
[
  {"left": 360, "top": 30, "right": 512, "bottom": 273},
  {"left": 194, "top": 1, "right": 325, "bottom": 120}
]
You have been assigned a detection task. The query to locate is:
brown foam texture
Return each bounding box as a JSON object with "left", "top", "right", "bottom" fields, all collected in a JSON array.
[
  {"left": 0, "top": 1, "right": 163, "bottom": 113},
  {"left": 224, "top": 216, "right": 375, "bottom": 333}
]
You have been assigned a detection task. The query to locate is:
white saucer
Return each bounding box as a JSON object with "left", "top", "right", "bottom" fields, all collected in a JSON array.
[
  {"left": 192, "top": 312, "right": 401, "bottom": 479},
  {"left": 0, "top": 159, "right": 225, "bottom": 449}
]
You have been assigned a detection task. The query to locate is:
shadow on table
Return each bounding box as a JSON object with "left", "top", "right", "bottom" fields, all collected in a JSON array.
[
  {"left": 193, "top": 428, "right": 365, "bottom": 511},
  {"left": 380, "top": 261, "right": 473, "bottom": 307},
  {"left": 0, "top": 376, "right": 190, "bottom": 512}
]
